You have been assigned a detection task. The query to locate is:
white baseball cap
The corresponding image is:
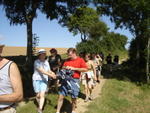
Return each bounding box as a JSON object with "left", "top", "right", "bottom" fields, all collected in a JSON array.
[{"left": 38, "top": 49, "right": 46, "bottom": 55}]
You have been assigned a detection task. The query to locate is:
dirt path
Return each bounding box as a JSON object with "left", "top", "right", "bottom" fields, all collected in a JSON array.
[{"left": 76, "top": 78, "right": 106, "bottom": 113}]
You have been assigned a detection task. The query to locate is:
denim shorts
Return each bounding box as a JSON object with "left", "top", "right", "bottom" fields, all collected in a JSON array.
[
  {"left": 58, "top": 79, "right": 80, "bottom": 98},
  {"left": 33, "top": 80, "right": 48, "bottom": 93}
]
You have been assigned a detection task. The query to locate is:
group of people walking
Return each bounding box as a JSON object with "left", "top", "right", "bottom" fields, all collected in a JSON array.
[
  {"left": 80, "top": 53, "right": 103, "bottom": 102},
  {"left": 33, "top": 48, "right": 91, "bottom": 113},
  {"left": 0, "top": 44, "right": 104, "bottom": 113}
]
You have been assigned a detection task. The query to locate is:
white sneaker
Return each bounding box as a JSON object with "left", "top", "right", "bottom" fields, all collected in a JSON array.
[
  {"left": 37, "top": 109, "right": 42, "bottom": 113},
  {"left": 72, "top": 111, "right": 76, "bottom": 113},
  {"left": 89, "top": 95, "right": 93, "bottom": 100},
  {"left": 84, "top": 97, "right": 89, "bottom": 102}
]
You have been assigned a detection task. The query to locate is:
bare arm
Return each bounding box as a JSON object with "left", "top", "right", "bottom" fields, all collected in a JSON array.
[
  {"left": 0, "top": 63, "right": 23, "bottom": 103},
  {"left": 37, "top": 67, "right": 56, "bottom": 79},
  {"left": 63, "top": 66, "right": 87, "bottom": 72},
  {"left": 91, "top": 61, "right": 97, "bottom": 80}
]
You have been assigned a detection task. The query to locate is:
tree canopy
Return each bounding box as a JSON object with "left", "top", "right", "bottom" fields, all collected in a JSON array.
[
  {"left": 94, "top": 0, "right": 150, "bottom": 83},
  {"left": 66, "top": 6, "right": 99, "bottom": 42},
  {"left": 77, "top": 31, "right": 127, "bottom": 56},
  {"left": 94, "top": 0, "right": 150, "bottom": 34},
  {"left": 1, "top": 0, "right": 42, "bottom": 65},
  {"left": 89, "top": 21, "right": 109, "bottom": 39},
  {"left": 0, "top": 0, "right": 89, "bottom": 64}
]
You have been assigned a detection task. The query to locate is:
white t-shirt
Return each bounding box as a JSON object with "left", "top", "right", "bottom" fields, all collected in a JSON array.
[{"left": 32, "top": 59, "right": 50, "bottom": 81}]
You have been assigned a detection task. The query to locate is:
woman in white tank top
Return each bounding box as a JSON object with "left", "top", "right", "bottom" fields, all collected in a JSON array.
[{"left": 0, "top": 44, "right": 23, "bottom": 113}]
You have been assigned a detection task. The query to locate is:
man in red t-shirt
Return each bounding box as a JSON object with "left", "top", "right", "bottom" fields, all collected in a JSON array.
[{"left": 56, "top": 48, "right": 87, "bottom": 113}]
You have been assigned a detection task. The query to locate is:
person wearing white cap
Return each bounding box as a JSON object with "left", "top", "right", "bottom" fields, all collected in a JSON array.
[
  {"left": 32, "top": 49, "right": 56, "bottom": 113},
  {"left": 0, "top": 44, "right": 23, "bottom": 113}
]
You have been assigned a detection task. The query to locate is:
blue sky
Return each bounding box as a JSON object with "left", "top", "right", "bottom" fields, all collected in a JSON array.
[{"left": 0, "top": 7, "right": 133, "bottom": 48}]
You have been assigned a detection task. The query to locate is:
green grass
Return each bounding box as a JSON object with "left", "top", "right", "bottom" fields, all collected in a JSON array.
[
  {"left": 84, "top": 79, "right": 150, "bottom": 113},
  {"left": 17, "top": 93, "right": 59, "bottom": 113},
  {"left": 16, "top": 79, "right": 150, "bottom": 113},
  {"left": 17, "top": 84, "right": 85, "bottom": 113},
  {"left": 17, "top": 90, "right": 75, "bottom": 113}
]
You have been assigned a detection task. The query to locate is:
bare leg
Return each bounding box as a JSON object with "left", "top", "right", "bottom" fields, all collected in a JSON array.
[
  {"left": 88, "top": 84, "right": 93, "bottom": 100},
  {"left": 36, "top": 93, "right": 40, "bottom": 105},
  {"left": 96, "top": 70, "right": 100, "bottom": 83},
  {"left": 88, "top": 85, "right": 92, "bottom": 95},
  {"left": 72, "top": 98, "right": 77, "bottom": 112},
  {"left": 84, "top": 84, "right": 89, "bottom": 102},
  {"left": 56, "top": 95, "right": 64, "bottom": 112},
  {"left": 39, "top": 91, "right": 46, "bottom": 110}
]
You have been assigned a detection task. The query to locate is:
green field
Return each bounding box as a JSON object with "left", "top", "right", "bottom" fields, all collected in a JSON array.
[{"left": 84, "top": 79, "right": 150, "bottom": 113}]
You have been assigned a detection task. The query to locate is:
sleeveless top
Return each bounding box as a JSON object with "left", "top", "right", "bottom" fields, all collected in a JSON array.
[{"left": 0, "top": 61, "right": 14, "bottom": 108}]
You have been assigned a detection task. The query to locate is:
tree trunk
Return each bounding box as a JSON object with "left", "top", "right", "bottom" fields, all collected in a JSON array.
[
  {"left": 83, "top": 33, "right": 86, "bottom": 41},
  {"left": 146, "top": 37, "right": 150, "bottom": 83},
  {"left": 80, "top": 32, "right": 87, "bottom": 42},
  {"left": 81, "top": 32, "right": 84, "bottom": 42},
  {"left": 26, "top": 19, "right": 33, "bottom": 65},
  {"left": 136, "top": 36, "right": 140, "bottom": 62}
]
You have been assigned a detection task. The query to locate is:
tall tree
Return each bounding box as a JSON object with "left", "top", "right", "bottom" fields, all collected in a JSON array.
[
  {"left": 1, "top": 0, "right": 89, "bottom": 64},
  {"left": 145, "top": 26, "right": 150, "bottom": 83},
  {"left": 66, "top": 6, "right": 99, "bottom": 42},
  {"left": 94, "top": 0, "right": 150, "bottom": 82},
  {"left": 1, "top": 0, "right": 41, "bottom": 65},
  {"left": 147, "top": 35, "right": 150, "bottom": 82}
]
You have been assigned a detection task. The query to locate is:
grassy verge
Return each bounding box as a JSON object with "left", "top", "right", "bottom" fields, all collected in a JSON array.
[
  {"left": 17, "top": 93, "right": 58, "bottom": 113},
  {"left": 16, "top": 77, "right": 150, "bottom": 113},
  {"left": 84, "top": 79, "right": 150, "bottom": 113},
  {"left": 16, "top": 85, "right": 84, "bottom": 113}
]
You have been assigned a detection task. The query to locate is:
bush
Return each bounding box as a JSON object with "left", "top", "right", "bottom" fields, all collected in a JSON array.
[{"left": 76, "top": 38, "right": 127, "bottom": 59}]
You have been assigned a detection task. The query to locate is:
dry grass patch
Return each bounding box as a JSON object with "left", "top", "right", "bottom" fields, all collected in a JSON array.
[{"left": 2, "top": 46, "right": 68, "bottom": 56}]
